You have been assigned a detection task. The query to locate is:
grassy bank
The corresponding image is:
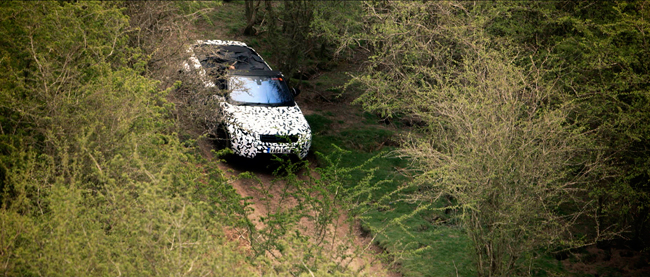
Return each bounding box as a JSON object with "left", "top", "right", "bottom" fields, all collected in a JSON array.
[{"left": 305, "top": 106, "right": 476, "bottom": 276}]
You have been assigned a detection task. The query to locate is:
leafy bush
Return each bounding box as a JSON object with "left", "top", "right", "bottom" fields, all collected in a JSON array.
[
  {"left": 339, "top": 1, "right": 619, "bottom": 275},
  {"left": 0, "top": 2, "right": 254, "bottom": 275}
]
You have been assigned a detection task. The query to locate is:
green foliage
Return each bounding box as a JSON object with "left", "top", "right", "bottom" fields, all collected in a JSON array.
[
  {"left": 236, "top": 0, "right": 649, "bottom": 275},
  {"left": 0, "top": 1, "right": 400, "bottom": 276},
  {"left": 203, "top": 1, "right": 247, "bottom": 37},
  {"left": 122, "top": 1, "right": 222, "bottom": 81},
  {"left": 485, "top": 0, "right": 650, "bottom": 250},
  {"left": 4, "top": 0, "right": 646, "bottom": 276},
  {"left": 306, "top": 111, "right": 477, "bottom": 276},
  {"left": 248, "top": 1, "right": 363, "bottom": 78},
  {"left": 304, "top": 114, "right": 333, "bottom": 135},
  {"left": 309, "top": 1, "right": 365, "bottom": 59},
  {"left": 0, "top": 2, "right": 254, "bottom": 275},
  {"left": 340, "top": 1, "right": 619, "bottom": 276},
  {"left": 228, "top": 153, "right": 394, "bottom": 276}
]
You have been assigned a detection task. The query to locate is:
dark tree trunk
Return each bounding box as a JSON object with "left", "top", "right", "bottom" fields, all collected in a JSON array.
[{"left": 244, "top": 0, "right": 262, "bottom": 35}]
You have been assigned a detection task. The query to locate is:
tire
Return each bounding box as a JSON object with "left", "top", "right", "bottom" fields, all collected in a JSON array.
[{"left": 215, "top": 125, "right": 231, "bottom": 150}]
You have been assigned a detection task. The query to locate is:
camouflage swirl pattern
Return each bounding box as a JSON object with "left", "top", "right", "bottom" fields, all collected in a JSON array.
[{"left": 221, "top": 103, "right": 311, "bottom": 159}]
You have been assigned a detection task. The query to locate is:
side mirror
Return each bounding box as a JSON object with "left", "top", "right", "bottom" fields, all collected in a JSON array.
[{"left": 292, "top": 87, "right": 301, "bottom": 97}]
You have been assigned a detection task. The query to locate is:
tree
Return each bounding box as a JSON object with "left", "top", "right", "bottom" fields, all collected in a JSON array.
[
  {"left": 244, "top": 0, "right": 262, "bottom": 36},
  {"left": 485, "top": 0, "right": 650, "bottom": 250},
  {"left": 0, "top": 2, "right": 254, "bottom": 275},
  {"left": 340, "top": 2, "right": 614, "bottom": 275},
  {"left": 247, "top": 1, "right": 362, "bottom": 79}
]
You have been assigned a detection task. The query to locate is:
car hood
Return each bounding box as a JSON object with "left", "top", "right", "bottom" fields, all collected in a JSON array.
[{"left": 222, "top": 103, "right": 311, "bottom": 136}]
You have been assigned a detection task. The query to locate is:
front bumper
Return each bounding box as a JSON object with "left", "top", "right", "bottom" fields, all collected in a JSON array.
[{"left": 230, "top": 129, "right": 311, "bottom": 159}]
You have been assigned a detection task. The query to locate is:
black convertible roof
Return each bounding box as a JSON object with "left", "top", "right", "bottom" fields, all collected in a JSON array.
[{"left": 193, "top": 44, "right": 271, "bottom": 71}]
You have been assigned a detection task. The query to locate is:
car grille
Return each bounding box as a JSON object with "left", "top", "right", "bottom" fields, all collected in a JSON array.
[{"left": 260, "top": 134, "right": 299, "bottom": 143}]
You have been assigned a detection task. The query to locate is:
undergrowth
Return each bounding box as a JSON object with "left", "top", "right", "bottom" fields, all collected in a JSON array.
[{"left": 305, "top": 112, "right": 477, "bottom": 276}]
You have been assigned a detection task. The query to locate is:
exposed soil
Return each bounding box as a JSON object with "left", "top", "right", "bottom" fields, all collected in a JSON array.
[
  {"left": 179, "top": 5, "right": 650, "bottom": 276},
  {"left": 561, "top": 244, "right": 650, "bottom": 277},
  {"left": 195, "top": 138, "right": 398, "bottom": 276},
  {"left": 189, "top": 6, "right": 400, "bottom": 275},
  {"left": 187, "top": 4, "right": 650, "bottom": 276}
]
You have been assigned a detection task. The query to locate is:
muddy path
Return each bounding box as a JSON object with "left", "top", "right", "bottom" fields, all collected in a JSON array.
[
  {"left": 183, "top": 5, "right": 400, "bottom": 274},
  {"left": 197, "top": 137, "right": 396, "bottom": 275}
]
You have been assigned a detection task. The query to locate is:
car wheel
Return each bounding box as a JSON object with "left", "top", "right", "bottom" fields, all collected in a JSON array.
[{"left": 215, "top": 125, "right": 231, "bottom": 150}]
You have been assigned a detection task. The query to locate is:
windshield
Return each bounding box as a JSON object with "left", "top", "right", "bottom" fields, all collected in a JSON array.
[{"left": 228, "top": 76, "right": 294, "bottom": 106}]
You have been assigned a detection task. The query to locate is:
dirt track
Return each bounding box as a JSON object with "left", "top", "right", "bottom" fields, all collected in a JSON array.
[
  {"left": 187, "top": 7, "right": 399, "bottom": 274},
  {"left": 196, "top": 138, "right": 396, "bottom": 276}
]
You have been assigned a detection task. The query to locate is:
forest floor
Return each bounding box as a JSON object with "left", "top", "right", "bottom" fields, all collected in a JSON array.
[
  {"left": 180, "top": 2, "right": 650, "bottom": 276},
  {"left": 187, "top": 3, "right": 400, "bottom": 276}
]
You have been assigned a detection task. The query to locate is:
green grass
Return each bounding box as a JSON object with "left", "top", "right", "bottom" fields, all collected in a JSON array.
[
  {"left": 189, "top": 6, "right": 570, "bottom": 274},
  {"left": 203, "top": 1, "right": 247, "bottom": 36},
  {"left": 306, "top": 70, "right": 347, "bottom": 93},
  {"left": 304, "top": 114, "right": 332, "bottom": 135},
  {"left": 362, "top": 111, "right": 377, "bottom": 124},
  {"left": 306, "top": 111, "right": 476, "bottom": 277}
]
